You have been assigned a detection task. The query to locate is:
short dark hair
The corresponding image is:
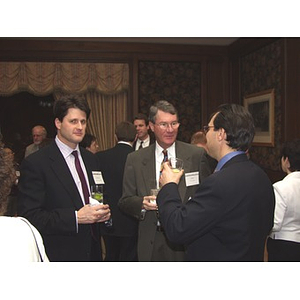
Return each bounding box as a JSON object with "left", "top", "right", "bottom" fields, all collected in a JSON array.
[
  {"left": 133, "top": 113, "right": 149, "bottom": 126},
  {"left": 115, "top": 121, "right": 136, "bottom": 142},
  {"left": 53, "top": 94, "right": 90, "bottom": 122},
  {"left": 80, "top": 133, "right": 96, "bottom": 148},
  {"left": 149, "top": 100, "right": 178, "bottom": 124},
  {"left": 212, "top": 103, "right": 255, "bottom": 151},
  {"left": 281, "top": 139, "right": 300, "bottom": 172}
]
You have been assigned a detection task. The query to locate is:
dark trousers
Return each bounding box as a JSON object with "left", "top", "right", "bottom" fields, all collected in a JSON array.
[
  {"left": 267, "top": 237, "right": 300, "bottom": 261},
  {"left": 103, "top": 235, "right": 138, "bottom": 262}
]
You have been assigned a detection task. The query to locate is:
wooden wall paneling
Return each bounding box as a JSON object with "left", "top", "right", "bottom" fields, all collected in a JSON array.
[
  {"left": 205, "top": 57, "right": 230, "bottom": 119},
  {"left": 228, "top": 56, "right": 241, "bottom": 104},
  {"left": 128, "top": 55, "right": 139, "bottom": 121},
  {"left": 284, "top": 38, "right": 300, "bottom": 141},
  {"left": 200, "top": 60, "right": 208, "bottom": 127},
  {"left": 0, "top": 39, "right": 228, "bottom": 63}
]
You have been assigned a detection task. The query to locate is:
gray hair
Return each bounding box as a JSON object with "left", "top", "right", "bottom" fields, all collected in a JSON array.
[{"left": 148, "top": 100, "right": 178, "bottom": 124}]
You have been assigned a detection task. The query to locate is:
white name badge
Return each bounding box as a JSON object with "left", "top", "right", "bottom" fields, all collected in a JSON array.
[
  {"left": 92, "top": 171, "right": 105, "bottom": 184},
  {"left": 185, "top": 171, "right": 199, "bottom": 187}
]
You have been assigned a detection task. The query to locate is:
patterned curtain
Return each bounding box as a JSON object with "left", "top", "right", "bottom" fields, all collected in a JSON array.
[{"left": 0, "top": 62, "right": 129, "bottom": 150}]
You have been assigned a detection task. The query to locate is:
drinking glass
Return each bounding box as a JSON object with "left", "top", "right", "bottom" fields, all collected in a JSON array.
[
  {"left": 169, "top": 158, "right": 184, "bottom": 173},
  {"left": 150, "top": 188, "right": 159, "bottom": 204},
  {"left": 90, "top": 184, "right": 112, "bottom": 227},
  {"left": 90, "top": 184, "right": 104, "bottom": 204}
]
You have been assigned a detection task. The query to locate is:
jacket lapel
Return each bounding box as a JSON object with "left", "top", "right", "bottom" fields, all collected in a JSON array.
[
  {"left": 49, "top": 143, "right": 84, "bottom": 210},
  {"left": 141, "top": 144, "right": 157, "bottom": 194}
]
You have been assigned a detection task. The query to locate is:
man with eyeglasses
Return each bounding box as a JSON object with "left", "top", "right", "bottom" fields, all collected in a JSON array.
[
  {"left": 119, "top": 100, "right": 212, "bottom": 261},
  {"left": 157, "top": 103, "right": 275, "bottom": 261}
]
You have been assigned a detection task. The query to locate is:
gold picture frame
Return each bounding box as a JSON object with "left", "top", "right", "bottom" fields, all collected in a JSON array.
[{"left": 244, "top": 89, "right": 275, "bottom": 147}]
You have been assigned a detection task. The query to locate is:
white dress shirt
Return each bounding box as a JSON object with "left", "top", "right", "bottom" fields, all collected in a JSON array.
[
  {"left": 270, "top": 171, "right": 300, "bottom": 243},
  {"left": 55, "top": 136, "right": 91, "bottom": 206},
  {"left": 155, "top": 142, "right": 176, "bottom": 189},
  {"left": 135, "top": 135, "right": 150, "bottom": 150},
  {"left": 55, "top": 136, "right": 91, "bottom": 232}
]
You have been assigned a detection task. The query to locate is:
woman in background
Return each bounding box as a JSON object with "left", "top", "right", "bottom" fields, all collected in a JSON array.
[
  {"left": 267, "top": 139, "right": 300, "bottom": 261},
  {"left": 0, "top": 136, "right": 48, "bottom": 262}
]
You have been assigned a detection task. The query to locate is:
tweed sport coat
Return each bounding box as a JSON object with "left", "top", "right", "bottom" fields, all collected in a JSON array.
[{"left": 118, "top": 140, "right": 212, "bottom": 261}]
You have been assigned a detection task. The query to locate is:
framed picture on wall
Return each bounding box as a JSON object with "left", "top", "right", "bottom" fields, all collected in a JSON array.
[{"left": 244, "top": 89, "right": 275, "bottom": 147}]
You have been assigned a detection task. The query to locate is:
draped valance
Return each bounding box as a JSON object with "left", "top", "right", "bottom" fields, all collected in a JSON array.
[{"left": 0, "top": 62, "right": 129, "bottom": 96}]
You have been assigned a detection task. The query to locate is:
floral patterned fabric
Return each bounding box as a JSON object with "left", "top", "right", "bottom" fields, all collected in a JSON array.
[{"left": 138, "top": 61, "right": 201, "bottom": 143}]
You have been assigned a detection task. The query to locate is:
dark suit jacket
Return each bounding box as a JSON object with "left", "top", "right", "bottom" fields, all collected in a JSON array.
[
  {"left": 17, "top": 141, "right": 102, "bottom": 262},
  {"left": 157, "top": 154, "right": 275, "bottom": 261},
  {"left": 119, "top": 141, "right": 212, "bottom": 261},
  {"left": 96, "top": 143, "right": 138, "bottom": 237}
]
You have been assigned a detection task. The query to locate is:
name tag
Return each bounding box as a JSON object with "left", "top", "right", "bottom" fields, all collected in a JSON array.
[
  {"left": 92, "top": 171, "right": 105, "bottom": 184},
  {"left": 185, "top": 171, "right": 199, "bottom": 187}
]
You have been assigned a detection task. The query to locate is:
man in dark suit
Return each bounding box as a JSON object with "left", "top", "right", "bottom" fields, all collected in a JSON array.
[
  {"left": 18, "top": 94, "right": 111, "bottom": 262},
  {"left": 157, "top": 103, "right": 275, "bottom": 261},
  {"left": 119, "top": 100, "right": 212, "bottom": 261},
  {"left": 97, "top": 121, "right": 138, "bottom": 261},
  {"left": 132, "top": 113, "right": 155, "bottom": 150}
]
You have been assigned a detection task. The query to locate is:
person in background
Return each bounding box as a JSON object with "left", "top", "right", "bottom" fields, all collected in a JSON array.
[
  {"left": 80, "top": 133, "right": 99, "bottom": 154},
  {"left": 119, "top": 100, "right": 212, "bottom": 261},
  {"left": 132, "top": 113, "right": 155, "bottom": 150},
  {"left": 191, "top": 130, "right": 217, "bottom": 173},
  {"left": 97, "top": 121, "right": 138, "bottom": 261},
  {"left": 157, "top": 103, "right": 275, "bottom": 261},
  {"left": 267, "top": 139, "right": 300, "bottom": 261},
  {"left": 3, "top": 146, "right": 19, "bottom": 216},
  {"left": 0, "top": 137, "right": 48, "bottom": 262},
  {"left": 24, "top": 125, "right": 47, "bottom": 157},
  {"left": 18, "top": 94, "right": 110, "bottom": 261}
]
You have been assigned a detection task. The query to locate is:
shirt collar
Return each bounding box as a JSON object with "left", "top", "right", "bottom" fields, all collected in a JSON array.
[
  {"left": 155, "top": 141, "right": 176, "bottom": 159},
  {"left": 215, "top": 151, "right": 245, "bottom": 172},
  {"left": 55, "top": 135, "right": 79, "bottom": 159},
  {"left": 118, "top": 141, "right": 133, "bottom": 147},
  {"left": 138, "top": 135, "right": 149, "bottom": 144}
]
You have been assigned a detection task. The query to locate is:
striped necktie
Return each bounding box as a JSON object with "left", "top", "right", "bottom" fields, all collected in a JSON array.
[{"left": 160, "top": 149, "right": 168, "bottom": 176}]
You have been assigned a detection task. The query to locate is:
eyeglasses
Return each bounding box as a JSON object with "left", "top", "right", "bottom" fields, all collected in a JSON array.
[
  {"left": 203, "top": 125, "right": 214, "bottom": 134},
  {"left": 155, "top": 122, "right": 180, "bottom": 130}
]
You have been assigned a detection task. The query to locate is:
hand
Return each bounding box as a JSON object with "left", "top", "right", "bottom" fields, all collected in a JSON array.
[
  {"left": 159, "top": 161, "right": 184, "bottom": 187},
  {"left": 77, "top": 204, "right": 111, "bottom": 224},
  {"left": 142, "top": 196, "right": 158, "bottom": 211}
]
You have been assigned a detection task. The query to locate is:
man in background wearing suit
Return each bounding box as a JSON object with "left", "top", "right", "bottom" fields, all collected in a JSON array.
[
  {"left": 97, "top": 121, "right": 138, "bottom": 261},
  {"left": 157, "top": 103, "right": 275, "bottom": 261},
  {"left": 18, "top": 94, "right": 111, "bottom": 261},
  {"left": 132, "top": 113, "right": 155, "bottom": 150},
  {"left": 119, "top": 100, "right": 212, "bottom": 261}
]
